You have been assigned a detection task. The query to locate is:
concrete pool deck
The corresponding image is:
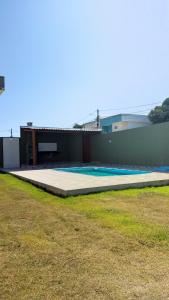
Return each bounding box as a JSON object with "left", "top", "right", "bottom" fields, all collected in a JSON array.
[{"left": 7, "top": 167, "right": 169, "bottom": 197}]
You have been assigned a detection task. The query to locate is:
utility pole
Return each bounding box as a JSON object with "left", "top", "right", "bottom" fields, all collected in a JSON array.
[
  {"left": 0, "top": 76, "right": 5, "bottom": 94},
  {"left": 96, "top": 109, "right": 100, "bottom": 129}
]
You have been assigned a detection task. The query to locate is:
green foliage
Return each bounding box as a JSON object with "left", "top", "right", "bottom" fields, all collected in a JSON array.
[
  {"left": 149, "top": 97, "right": 169, "bottom": 123},
  {"left": 73, "top": 123, "right": 83, "bottom": 128}
]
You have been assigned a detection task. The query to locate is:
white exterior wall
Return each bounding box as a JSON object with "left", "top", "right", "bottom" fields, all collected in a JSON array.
[
  {"left": 3, "top": 138, "right": 20, "bottom": 168},
  {"left": 112, "top": 121, "right": 150, "bottom": 132},
  {"left": 83, "top": 121, "right": 97, "bottom": 129},
  {"left": 122, "top": 114, "right": 150, "bottom": 123},
  {"left": 126, "top": 121, "right": 150, "bottom": 130},
  {"left": 112, "top": 121, "right": 128, "bottom": 132},
  {"left": 84, "top": 114, "right": 151, "bottom": 132}
]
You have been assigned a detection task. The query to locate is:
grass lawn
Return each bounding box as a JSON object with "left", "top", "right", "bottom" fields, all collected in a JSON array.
[{"left": 1, "top": 174, "right": 169, "bottom": 299}]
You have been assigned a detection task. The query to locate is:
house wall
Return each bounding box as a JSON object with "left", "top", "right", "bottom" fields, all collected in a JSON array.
[
  {"left": 91, "top": 121, "right": 169, "bottom": 166},
  {"left": 3, "top": 138, "right": 20, "bottom": 168},
  {"left": 112, "top": 121, "right": 128, "bottom": 132},
  {"left": 112, "top": 121, "right": 151, "bottom": 132},
  {"left": 20, "top": 130, "right": 32, "bottom": 165},
  {"left": 121, "top": 114, "right": 150, "bottom": 123},
  {"left": 83, "top": 121, "right": 97, "bottom": 129},
  {"left": 101, "top": 115, "right": 122, "bottom": 127},
  {"left": 68, "top": 135, "right": 83, "bottom": 162},
  {"left": 20, "top": 129, "right": 86, "bottom": 165},
  {"left": 20, "top": 130, "right": 72, "bottom": 165},
  {"left": 102, "top": 125, "right": 112, "bottom": 133},
  {"left": 0, "top": 137, "right": 20, "bottom": 168},
  {"left": 101, "top": 114, "right": 151, "bottom": 133},
  {"left": 37, "top": 131, "right": 70, "bottom": 163}
]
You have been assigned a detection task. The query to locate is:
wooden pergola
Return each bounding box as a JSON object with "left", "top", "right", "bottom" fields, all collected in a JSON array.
[{"left": 21, "top": 126, "right": 101, "bottom": 166}]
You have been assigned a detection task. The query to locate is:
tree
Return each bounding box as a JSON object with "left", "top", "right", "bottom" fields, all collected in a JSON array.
[
  {"left": 73, "top": 123, "right": 83, "bottom": 129},
  {"left": 149, "top": 98, "right": 169, "bottom": 124}
]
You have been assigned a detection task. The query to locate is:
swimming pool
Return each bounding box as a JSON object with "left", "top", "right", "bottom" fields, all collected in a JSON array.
[{"left": 54, "top": 167, "right": 151, "bottom": 177}]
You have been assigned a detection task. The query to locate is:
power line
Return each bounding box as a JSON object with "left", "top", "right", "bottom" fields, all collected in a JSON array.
[
  {"left": 101, "top": 109, "right": 151, "bottom": 118},
  {"left": 72, "top": 101, "right": 161, "bottom": 126},
  {"left": 0, "top": 129, "right": 20, "bottom": 136},
  {"left": 70, "top": 110, "right": 97, "bottom": 127},
  {"left": 76, "top": 110, "right": 97, "bottom": 124},
  {"left": 0, "top": 129, "right": 11, "bottom": 132},
  {"left": 100, "top": 101, "right": 161, "bottom": 112},
  {"left": 130, "top": 109, "right": 152, "bottom": 114}
]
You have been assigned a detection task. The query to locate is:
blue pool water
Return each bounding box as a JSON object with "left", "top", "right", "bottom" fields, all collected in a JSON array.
[{"left": 54, "top": 167, "right": 151, "bottom": 177}]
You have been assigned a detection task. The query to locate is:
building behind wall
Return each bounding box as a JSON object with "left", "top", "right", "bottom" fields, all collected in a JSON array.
[
  {"left": 1, "top": 120, "right": 169, "bottom": 168},
  {"left": 20, "top": 124, "right": 101, "bottom": 166},
  {"left": 20, "top": 121, "right": 169, "bottom": 168},
  {"left": 91, "top": 121, "right": 169, "bottom": 166},
  {"left": 83, "top": 114, "right": 151, "bottom": 133}
]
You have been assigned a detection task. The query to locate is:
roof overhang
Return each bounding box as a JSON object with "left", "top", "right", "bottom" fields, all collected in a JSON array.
[{"left": 20, "top": 126, "right": 101, "bottom": 134}]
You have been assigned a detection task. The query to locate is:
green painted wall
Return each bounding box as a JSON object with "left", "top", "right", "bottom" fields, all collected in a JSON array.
[{"left": 91, "top": 121, "right": 169, "bottom": 166}]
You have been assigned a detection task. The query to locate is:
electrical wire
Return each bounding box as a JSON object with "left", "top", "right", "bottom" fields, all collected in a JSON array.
[
  {"left": 100, "top": 101, "right": 161, "bottom": 112},
  {"left": 73, "top": 101, "right": 161, "bottom": 125}
]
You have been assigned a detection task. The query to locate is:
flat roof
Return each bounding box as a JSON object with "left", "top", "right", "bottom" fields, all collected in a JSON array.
[{"left": 101, "top": 113, "right": 148, "bottom": 120}]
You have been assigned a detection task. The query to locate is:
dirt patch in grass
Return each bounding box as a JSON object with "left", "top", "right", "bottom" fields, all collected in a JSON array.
[{"left": 1, "top": 174, "right": 169, "bottom": 299}]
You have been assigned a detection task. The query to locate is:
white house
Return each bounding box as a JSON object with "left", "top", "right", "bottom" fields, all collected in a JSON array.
[{"left": 83, "top": 114, "right": 151, "bottom": 133}]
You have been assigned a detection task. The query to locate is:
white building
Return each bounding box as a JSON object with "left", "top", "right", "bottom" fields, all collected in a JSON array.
[{"left": 83, "top": 114, "right": 151, "bottom": 133}]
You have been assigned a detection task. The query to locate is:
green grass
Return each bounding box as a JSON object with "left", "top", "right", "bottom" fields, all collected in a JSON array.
[
  {"left": 3, "top": 174, "right": 169, "bottom": 246},
  {"left": 2, "top": 173, "right": 169, "bottom": 299}
]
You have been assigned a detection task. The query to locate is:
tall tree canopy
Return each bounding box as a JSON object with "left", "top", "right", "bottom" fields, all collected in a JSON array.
[{"left": 149, "top": 98, "right": 169, "bottom": 124}]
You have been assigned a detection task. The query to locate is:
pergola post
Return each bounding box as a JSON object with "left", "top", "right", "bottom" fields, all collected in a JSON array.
[{"left": 32, "top": 129, "right": 37, "bottom": 165}]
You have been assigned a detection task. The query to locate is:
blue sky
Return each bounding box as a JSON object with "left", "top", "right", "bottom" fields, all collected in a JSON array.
[{"left": 0, "top": 0, "right": 169, "bottom": 136}]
